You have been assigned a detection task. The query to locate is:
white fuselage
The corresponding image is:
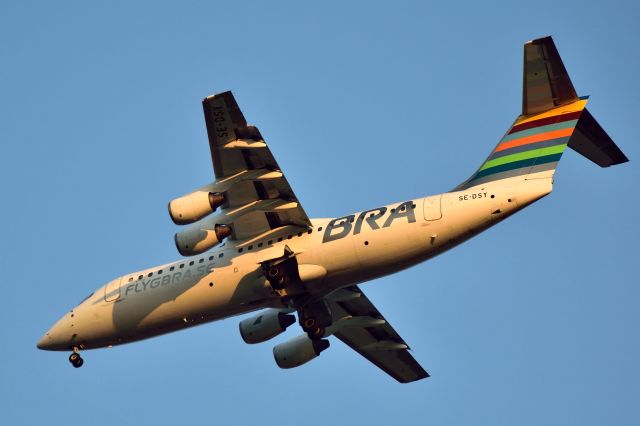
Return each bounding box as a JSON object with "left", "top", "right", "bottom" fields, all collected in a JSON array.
[{"left": 37, "top": 176, "right": 552, "bottom": 351}]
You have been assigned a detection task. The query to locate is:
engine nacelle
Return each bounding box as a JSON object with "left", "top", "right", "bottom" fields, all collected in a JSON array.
[
  {"left": 168, "top": 184, "right": 225, "bottom": 225},
  {"left": 239, "top": 310, "right": 296, "bottom": 344},
  {"left": 174, "top": 223, "right": 232, "bottom": 256},
  {"left": 273, "top": 335, "right": 330, "bottom": 369}
]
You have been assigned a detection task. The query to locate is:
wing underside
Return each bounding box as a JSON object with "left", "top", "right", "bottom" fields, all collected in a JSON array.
[
  {"left": 202, "top": 92, "right": 311, "bottom": 241},
  {"left": 327, "top": 286, "right": 429, "bottom": 383}
]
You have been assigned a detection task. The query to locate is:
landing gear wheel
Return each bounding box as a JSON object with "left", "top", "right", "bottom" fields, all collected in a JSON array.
[
  {"left": 69, "top": 352, "right": 84, "bottom": 368},
  {"left": 297, "top": 299, "right": 332, "bottom": 340},
  {"left": 266, "top": 266, "right": 288, "bottom": 290},
  {"left": 302, "top": 317, "right": 317, "bottom": 330},
  {"left": 307, "top": 326, "right": 325, "bottom": 340}
]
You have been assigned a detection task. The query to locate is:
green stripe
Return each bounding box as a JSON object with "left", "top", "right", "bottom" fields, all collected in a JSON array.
[
  {"left": 471, "top": 153, "right": 563, "bottom": 181},
  {"left": 501, "top": 119, "right": 578, "bottom": 143},
  {"left": 480, "top": 144, "right": 567, "bottom": 171}
]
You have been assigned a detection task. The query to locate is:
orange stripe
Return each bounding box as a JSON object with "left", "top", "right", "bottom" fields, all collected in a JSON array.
[
  {"left": 514, "top": 99, "right": 588, "bottom": 125},
  {"left": 496, "top": 127, "right": 575, "bottom": 152}
]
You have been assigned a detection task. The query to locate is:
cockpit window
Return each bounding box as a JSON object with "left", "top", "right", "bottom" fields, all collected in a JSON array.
[{"left": 79, "top": 292, "right": 94, "bottom": 304}]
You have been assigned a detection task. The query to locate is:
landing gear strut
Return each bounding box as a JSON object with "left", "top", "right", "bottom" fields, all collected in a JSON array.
[{"left": 68, "top": 348, "right": 84, "bottom": 368}]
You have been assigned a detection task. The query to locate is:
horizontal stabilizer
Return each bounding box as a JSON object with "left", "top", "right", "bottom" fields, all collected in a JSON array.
[{"left": 568, "top": 108, "right": 629, "bottom": 167}]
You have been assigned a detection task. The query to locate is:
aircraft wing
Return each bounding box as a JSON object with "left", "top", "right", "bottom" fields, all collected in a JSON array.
[
  {"left": 326, "top": 286, "right": 429, "bottom": 383},
  {"left": 202, "top": 91, "right": 312, "bottom": 241}
]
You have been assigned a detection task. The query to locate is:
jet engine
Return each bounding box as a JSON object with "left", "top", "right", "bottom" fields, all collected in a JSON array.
[
  {"left": 239, "top": 310, "right": 296, "bottom": 344},
  {"left": 174, "top": 223, "right": 232, "bottom": 256},
  {"left": 273, "top": 335, "right": 330, "bottom": 369},
  {"left": 168, "top": 184, "right": 225, "bottom": 225}
]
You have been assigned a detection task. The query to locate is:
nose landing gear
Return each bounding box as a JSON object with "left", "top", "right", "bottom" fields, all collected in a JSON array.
[{"left": 68, "top": 349, "right": 84, "bottom": 368}]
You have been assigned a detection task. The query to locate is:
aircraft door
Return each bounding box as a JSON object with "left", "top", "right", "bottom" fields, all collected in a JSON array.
[
  {"left": 104, "top": 277, "right": 122, "bottom": 302},
  {"left": 423, "top": 195, "right": 442, "bottom": 221}
]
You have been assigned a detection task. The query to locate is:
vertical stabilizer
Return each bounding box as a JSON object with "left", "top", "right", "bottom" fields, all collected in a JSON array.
[
  {"left": 523, "top": 36, "right": 579, "bottom": 115},
  {"left": 455, "top": 36, "right": 627, "bottom": 191}
]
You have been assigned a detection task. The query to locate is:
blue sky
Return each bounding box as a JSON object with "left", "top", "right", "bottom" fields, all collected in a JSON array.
[{"left": 1, "top": 1, "right": 639, "bottom": 425}]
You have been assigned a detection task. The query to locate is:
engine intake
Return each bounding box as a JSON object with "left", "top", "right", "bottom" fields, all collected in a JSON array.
[
  {"left": 169, "top": 185, "right": 225, "bottom": 225},
  {"left": 175, "top": 223, "right": 232, "bottom": 256},
  {"left": 273, "top": 335, "right": 330, "bottom": 369},
  {"left": 239, "top": 310, "right": 296, "bottom": 344}
]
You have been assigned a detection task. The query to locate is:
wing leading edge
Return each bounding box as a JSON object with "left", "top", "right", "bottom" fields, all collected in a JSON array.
[{"left": 326, "top": 286, "right": 429, "bottom": 383}]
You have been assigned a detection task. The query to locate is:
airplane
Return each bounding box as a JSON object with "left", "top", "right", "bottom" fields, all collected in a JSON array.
[{"left": 37, "top": 36, "right": 628, "bottom": 383}]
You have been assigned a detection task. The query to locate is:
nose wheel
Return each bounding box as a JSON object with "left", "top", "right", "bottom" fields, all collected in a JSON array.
[{"left": 69, "top": 350, "right": 84, "bottom": 368}]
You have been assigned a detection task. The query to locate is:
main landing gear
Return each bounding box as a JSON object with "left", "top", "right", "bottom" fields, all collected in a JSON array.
[
  {"left": 68, "top": 348, "right": 84, "bottom": 368},
  {"left": 301, "top": 317, "right": 326, "bottom": 340},
  {"left": 262, "top": 247, "right": 299, "bottom": 292},
  {"left": 261, "top": 246, "right": 334, "bottom": 340},
  {"left": 265, "top": 264, "right": 289, "bottom": 290},
  {"left": 298, "top": 299, "right": 332, "bottom": 341}
]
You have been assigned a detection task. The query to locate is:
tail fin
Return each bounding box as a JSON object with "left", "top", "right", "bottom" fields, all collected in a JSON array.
[{"left": 456, "top": 36, "right": 628, "bottom": 191}]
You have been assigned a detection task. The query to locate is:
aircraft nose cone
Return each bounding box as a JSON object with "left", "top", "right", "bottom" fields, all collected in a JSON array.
[
  {"left": 37, "top": 332, "right": 53, "bottom": 350},
  {"left": 37, "top": 314, "right": 75, "bottom": 351}
]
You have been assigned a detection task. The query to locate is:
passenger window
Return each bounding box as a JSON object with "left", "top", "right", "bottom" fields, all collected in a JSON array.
[
  {"left": 248, "top": 245, "right": 253, "bottom": 250},
  {"left": 158, "top": 270, "right": 163, "bottom": 274},
  {"left": 278, "top": 237, "right": 283, "bottom": 242},
  {"left": 258, "top": 242, "right": 263, "bottom": 248},
  {"left": 179, "top": 264, "right": 184, "bottom": 269},
  {"left": 318, "top": 227, "right": 323, "bottom": 232},
  {"left": 147, "top": 272, "right": 153, "bottom": 277},
  {"left": 170, "top": 266, "right": 175, "bottom": 271},
  {"left": 218, "top": 253, "right": 224, "bottom": 258},
  {"left": 307, "top": 229, "right": 312, "bottom": 234},
  {"left": 209, "top": 256, "right": 214, "bottom": 261},
  {"left": 287, "top": 235, "right": 292, "bottom": 239},
  {"left": 268, "top": 240, "right": 273, "bottom": 245},
  {"left": 238, "top": 248, "right": 243, "bottom": 253},
  {"left": 128, "top": 277, "right": 133, "bottom": 282},
  {"left": 138, "top": 275, "right": 143, "bottom": 280},
  {"left": 189, "top": 261, "right": 194, "bottom": 266}
]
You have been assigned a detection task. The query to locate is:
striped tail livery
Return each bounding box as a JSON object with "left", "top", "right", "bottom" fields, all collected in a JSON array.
[{"left": 456, "top": 36, "right": 627, "bottom": 191}]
